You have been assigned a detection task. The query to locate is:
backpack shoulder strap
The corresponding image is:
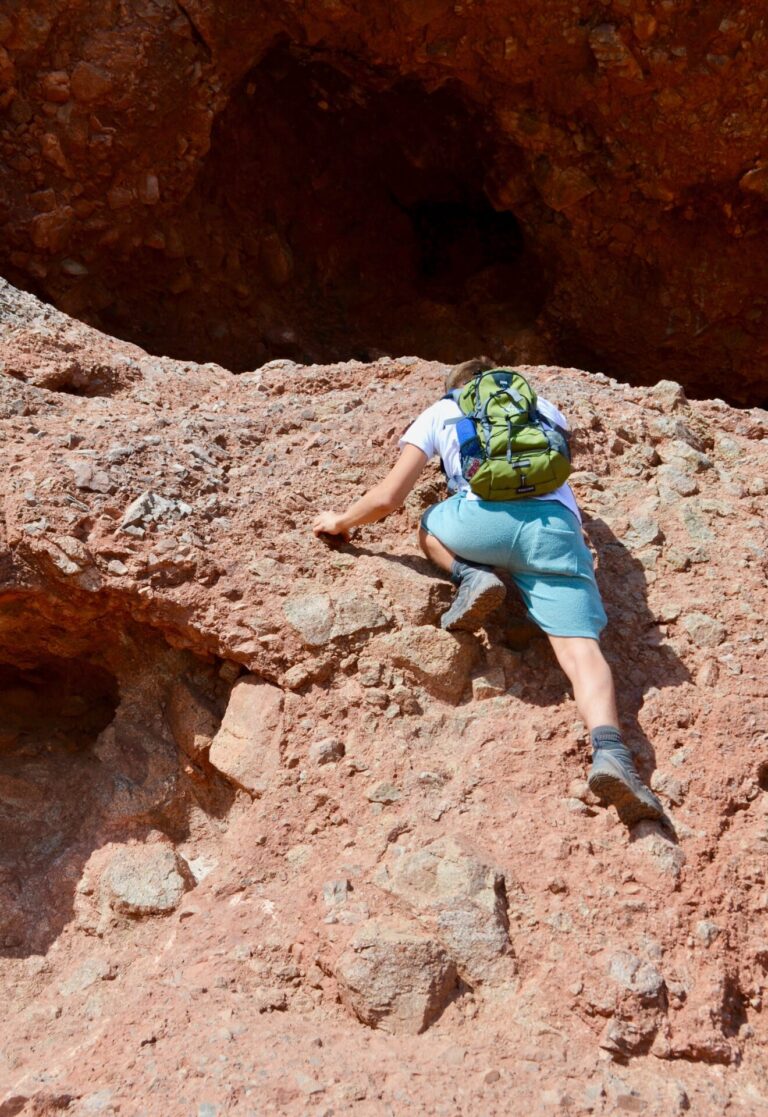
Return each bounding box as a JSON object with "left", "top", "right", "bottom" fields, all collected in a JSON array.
[
  {"left": 535, "top": 408, "right": 567, "bottom": 434},
  {"left": 442, "top": 389, "right": 465, "bottom": 427}
]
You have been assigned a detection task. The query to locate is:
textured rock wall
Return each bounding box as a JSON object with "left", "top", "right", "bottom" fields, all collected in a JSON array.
[
  {"left": 1, "top": 279, "right": 767, "bottom": 1113},
  {"left": 2, "top": 3, "right": 768, "bottom": 399}
]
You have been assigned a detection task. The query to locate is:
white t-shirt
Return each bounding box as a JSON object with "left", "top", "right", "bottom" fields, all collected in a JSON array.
[{"left": 400, "top": 396, "right": 581, "bottom": 523}]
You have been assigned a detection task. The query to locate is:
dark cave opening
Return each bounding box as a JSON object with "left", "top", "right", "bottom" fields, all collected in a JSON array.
[
  {"left": 1, "top": 29, "right": 767, "bottom": 405},
  {"left": 0, "top": 657, "right": 119, "bottom": 748},
  {"left": 400, "top": 198, "right": 525, "bottom": 298},
  {"left": 78, "top": 45, "right": 548, "bottom": 372},
  {"left": 0, "top": 655, "right": 119, "bottom": 951}
]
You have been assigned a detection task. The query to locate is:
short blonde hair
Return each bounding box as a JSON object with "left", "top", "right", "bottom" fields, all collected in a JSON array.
[{"left": 444, "top": 356, "right": 497, "bottom": 394}]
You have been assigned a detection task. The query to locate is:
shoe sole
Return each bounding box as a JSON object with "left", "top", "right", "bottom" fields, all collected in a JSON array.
[
  {"left": 441, "top": 582, "right": 507, "bottom": 632},
  {"left": 588, "top": 772, "right": 666, "bottom": 827}
]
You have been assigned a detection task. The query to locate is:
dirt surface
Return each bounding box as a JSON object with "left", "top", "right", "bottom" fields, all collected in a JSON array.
[
  {"left": 2, "top": 3, "right": 768, "bottom": 400},
  {"left": 0, "top": 279, "right": 767, "bottom": 1115}
]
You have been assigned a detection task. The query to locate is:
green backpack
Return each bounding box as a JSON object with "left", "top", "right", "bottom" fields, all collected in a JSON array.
[{"left": 445, "top": 368, "right": 572, "bottom": 500}]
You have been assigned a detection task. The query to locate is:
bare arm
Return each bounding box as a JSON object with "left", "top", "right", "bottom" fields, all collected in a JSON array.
[{"left": 312, "top": 443, "right": 429, "bottom": 539}]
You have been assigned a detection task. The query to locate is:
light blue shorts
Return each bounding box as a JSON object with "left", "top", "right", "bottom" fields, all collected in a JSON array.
[{"left": 421, "top": 494, "right": 607, "bottom": 639}]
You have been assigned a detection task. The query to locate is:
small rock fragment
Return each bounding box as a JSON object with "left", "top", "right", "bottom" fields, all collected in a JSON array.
[
  {"left": 695, "top": 920, "right": 722, "bottom": 946},
  {"left": 659, "top": 441, "right": 712, "bottom": 473},
  {"left": 284, "top": 591, "right": 388, "bottom": 646},
  {"left": 60, "top": 956, "right": 116, "bottom": 996},
  {"left": 260, "top": 229, "right": 294, "bottom": 287},
  {"left": 165, "top": 678, "right": 220, "bottom": 760},
  {"left": 651, "top": 380, "right": 687, "bottom": 411},
  {"left": 41, "top": 70, "right": 70, "bottom": 103},
  {"left": 655, "top": 600, "right": 682, "bottom": 623},
  {"left": 309, "top": 737, "right": 345, "bottom": 765},
  {"left": 68, "top": 457, "right": 111, "bottom": 494},
  {"left": 284, "top": 593, "right": 334, "bottom": 645},
  {"left": 121, "top": 490, "right": 191, "bottom": 529},
  {"left": 70, "top": 61, "right": 113, "bottom": 101},
  {"left": 739, "top": 165, "right": 768, "bottom": 197},
  {"left": 252, "top": 987, "right": 288, "bottom": 1013},
  {"left": 537, "top": 165, "right": 596, "bottom": 211},
  {"left": 608, "top": 951, "right": 665, "bottom": 1002},
  {"left": 624, "top": 513, "right": 663, "bottom": 549},
  {"left": 22, "top": 518, "right": 48, "bottom": 536},
  {"left": 650, "top": 770, "right": 686, "bottom": 805},
  {"left": 568, "top": 778, "right": 592, "bottom": 803},
  {"left": 375, "top": 835, "right": 512, "bottom": 983},
  {"left": 471, "top": 667, "right": 506, "bottom": 701},
  {"left": 139, "top": 172, "right": 160, "bottom": 205},
  {"left": 629, "top": 823, "right": 686, "bottom": 879},
  {"left": 682, "top": 612, "right": 726, "bottom": 648},
  {"left": 366, "top": 780, "right": 401, "bottom": 804},
  {"left": 589, "top": 24, "right": 643, "bottom": 80},
  {"left": 323, "top": 879, "right": 351, "bottom": 907},
  {"left": 657, "top": 465, "right": 699, "bottom": 498}
]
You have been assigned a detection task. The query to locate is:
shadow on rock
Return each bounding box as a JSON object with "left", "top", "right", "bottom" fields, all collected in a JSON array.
[
  {"left": 0, "top": 596, "right": 236, "bottom": 958},
  {"left": 490, "top": 514, "right": 689, "bottom": 838},
  {"left": 483, "top": 514, "right": 690, "bottom": 754},
  {"left": 583, "top": 513, "right": 692, "bottom": 780}
]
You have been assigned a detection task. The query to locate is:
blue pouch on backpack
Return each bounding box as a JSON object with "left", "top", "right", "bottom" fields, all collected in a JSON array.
[{"left": 455, "top": 416, "right": 483, "bottom": 482}]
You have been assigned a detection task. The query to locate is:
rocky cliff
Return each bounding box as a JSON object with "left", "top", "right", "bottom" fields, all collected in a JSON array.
[
  {"left": 2, "top": 2, "right": 768, "bottom": 401},
  {"left": 0, "top": 279, "right": 767, "bottom": 1115}
]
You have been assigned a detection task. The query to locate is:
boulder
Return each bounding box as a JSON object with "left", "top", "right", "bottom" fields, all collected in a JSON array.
[
  {"left": 375, "top": 835, "right": 513, "bottom": 983},
  {"left": 102, "top": 843, "right": 189, "bottom": 917},
  {"left": 284, "top": 591, "right": 389, "bottom": 647},
  {"left": 364, "top": 625, "right": 477, "bottom": 702},
  {"left": 334, "top": 918, "right": 457, "bottom": 1034},
  {"left": 208, "top": 675, "right": 284, "bottom": 796}
]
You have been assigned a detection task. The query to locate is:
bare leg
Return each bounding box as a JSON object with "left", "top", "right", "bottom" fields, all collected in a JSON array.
[
  {"left": 548, "top": 634, "right": 667, "bottom": 824},
  {"left": 418, "top": 525, "right": 456, "bottom": 574},
  {"left": 547, "top": 634, "right": 619, "bottom": 732}
]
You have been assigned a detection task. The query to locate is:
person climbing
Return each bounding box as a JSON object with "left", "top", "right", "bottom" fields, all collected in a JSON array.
[{"left": 312, "top": 358, "right": 666, "bottom": 828}]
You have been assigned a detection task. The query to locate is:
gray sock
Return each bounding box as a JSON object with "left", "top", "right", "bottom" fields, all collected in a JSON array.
[
  {"left": 449, "top": 558, "right": 494, "bottom": 587},
  {"left": 590, "top": 725, "right": 634, "bottom": 767}
]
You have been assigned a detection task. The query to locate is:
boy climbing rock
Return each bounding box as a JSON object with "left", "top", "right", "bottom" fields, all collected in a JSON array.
[{"left": 313, "top": 358, "right": 666, "bottom": 828}]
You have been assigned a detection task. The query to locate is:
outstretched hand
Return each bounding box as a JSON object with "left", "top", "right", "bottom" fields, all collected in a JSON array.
[
  {"left": 311, "top": 445, "right": 427, "bottom": 546},
  {"left": 312, "top": 511, "right": 351, "bottom": 543}
]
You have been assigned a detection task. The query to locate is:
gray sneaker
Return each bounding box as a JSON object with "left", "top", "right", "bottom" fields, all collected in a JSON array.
[
  {"left": 588, "top": 750, "right": 667, "bottom": 827},
  {"left": 440, "top": 569, "right": 506, "bottom": 631}
]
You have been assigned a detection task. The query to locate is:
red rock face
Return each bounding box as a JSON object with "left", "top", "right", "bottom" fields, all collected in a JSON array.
[
  {"left": 1, "top": 280, "right": 767, "bottom": 1113},
  {"left": 2, "top": 3, "right": 768, "bottom": 401}
]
